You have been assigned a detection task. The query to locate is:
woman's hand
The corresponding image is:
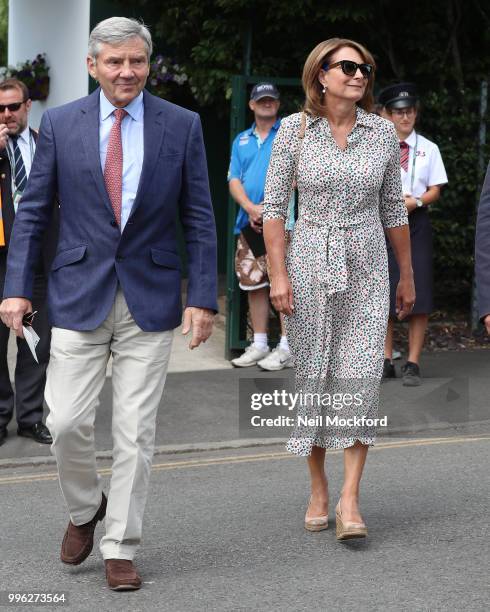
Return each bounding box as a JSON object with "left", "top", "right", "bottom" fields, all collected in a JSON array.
[
  {"left": 395, "top": 274, "right": 416, "bottom": 320},
  {"left": 270, "top": 273, "right": 294, "bottom": 315}
]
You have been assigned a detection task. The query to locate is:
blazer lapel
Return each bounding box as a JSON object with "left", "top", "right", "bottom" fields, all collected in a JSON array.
[
  {"left": 128, "top": 89, "right": 166, "bottom": 218},
  {"left": 79, "top": 88, "right": 114, "bottom": 218}
]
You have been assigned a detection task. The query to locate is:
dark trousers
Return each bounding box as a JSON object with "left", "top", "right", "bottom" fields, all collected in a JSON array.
[{"left": 0, "top": 274, "right": 51, "bottom": 429}]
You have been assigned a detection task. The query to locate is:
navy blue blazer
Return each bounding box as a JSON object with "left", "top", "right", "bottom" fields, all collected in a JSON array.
[
  {"left": 475, "top": 162, "right": 490, "bottom": 321},
  {"left": 3, "top": 88, "right": 218, "bottom": 332}
]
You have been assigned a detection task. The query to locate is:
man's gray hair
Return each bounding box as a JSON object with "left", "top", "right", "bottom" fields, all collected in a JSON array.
[{"left": 88, "top": 17, "right": 153, "bottom": 60}]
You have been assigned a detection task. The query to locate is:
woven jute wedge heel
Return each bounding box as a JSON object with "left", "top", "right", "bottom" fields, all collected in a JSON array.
[
  {"left": 335, "top": 500, "right": 367, "bottom": 540},
  {"left": 304, "top": 495, "right": 329, "bottom": 532}
]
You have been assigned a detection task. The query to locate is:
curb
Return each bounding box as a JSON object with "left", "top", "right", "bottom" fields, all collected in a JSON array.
[
  {"left": 0, "top": 437, "right": 287, "bottom": 469},
  {"left": 0, "top": 422, "right": 485, "bottom": 470}
]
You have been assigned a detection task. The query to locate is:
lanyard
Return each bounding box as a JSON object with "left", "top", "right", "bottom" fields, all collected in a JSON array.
[{"left": 409, "top": 133, "right": 418, "bottom": 194}]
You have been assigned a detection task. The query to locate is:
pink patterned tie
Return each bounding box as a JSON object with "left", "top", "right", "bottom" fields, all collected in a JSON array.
[
  {"left": 104, "top": 108, "right": 127, "bottom": 226},
  {"left": 400, "top": 141, "right": 409, "bottom": 172}
]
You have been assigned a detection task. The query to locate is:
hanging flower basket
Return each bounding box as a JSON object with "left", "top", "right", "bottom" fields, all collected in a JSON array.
[
  {"left": 147, "top": 55, "right": 190, "bottom": 102},
  {"left": 0, "top": 53, "right": 50, "bottom": 101}
]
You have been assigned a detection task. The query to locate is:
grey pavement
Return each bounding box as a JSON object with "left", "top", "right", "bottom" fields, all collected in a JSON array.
[
  {"left": 1, "top": 346, "right": 489, "bottom": 464},
  {"left": 0, "top": 436, "right": 489, "bottom": 611},
  {"left": 1, "top": 327, "right": 489, "bottom": 610}
]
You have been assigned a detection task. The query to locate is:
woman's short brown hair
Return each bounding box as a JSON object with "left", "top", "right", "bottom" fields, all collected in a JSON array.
[{"left": 302, "top": 38, "right": 376, "bottom": 117}]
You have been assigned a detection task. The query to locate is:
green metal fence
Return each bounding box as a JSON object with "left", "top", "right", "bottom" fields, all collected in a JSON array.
[{"left": 225, "top": 75, "right": 301, "bottom": 359}]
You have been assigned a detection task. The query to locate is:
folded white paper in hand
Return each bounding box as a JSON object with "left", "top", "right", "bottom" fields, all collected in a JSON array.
[{"left": 23, "top": 325, "right": 40, "bottom": 363}]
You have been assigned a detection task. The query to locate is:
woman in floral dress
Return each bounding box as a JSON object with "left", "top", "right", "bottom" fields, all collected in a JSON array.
[{"left": 263, "top": 38, "right": 415, "bottom": 539}]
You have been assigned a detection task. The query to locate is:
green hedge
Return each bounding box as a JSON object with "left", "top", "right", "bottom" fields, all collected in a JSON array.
[{"left": 419, "top": 86, "right": 489, "bottom": 310}]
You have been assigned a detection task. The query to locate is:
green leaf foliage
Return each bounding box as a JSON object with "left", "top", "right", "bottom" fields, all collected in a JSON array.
[
  {"left": 116, "top": 0, "right": 490, "bottom": 310},
  {"left": 0, "top": 0, "right": 7, "bottom": 66}
]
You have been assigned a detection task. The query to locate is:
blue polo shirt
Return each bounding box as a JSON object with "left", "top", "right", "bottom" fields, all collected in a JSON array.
[{"left": 228, "top": 119, "right": 281, "bottom": 235}]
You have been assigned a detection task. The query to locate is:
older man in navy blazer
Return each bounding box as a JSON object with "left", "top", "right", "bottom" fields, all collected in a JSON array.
[
  {"left": 476, "top": 163, "right": 490, "bottom": 334},
  {"left": 0, "top": 17, "right": 217, "bottom": 590}
]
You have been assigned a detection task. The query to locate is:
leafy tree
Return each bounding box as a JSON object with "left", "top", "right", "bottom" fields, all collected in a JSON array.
[
  {"left": 120, "top": 0, "right": 490, "bottom": 109},
  {"left": 118, "top": 0, "right": 490, "bottom": 311},
  {"left": 0, "top": 0, "right": 7, "bottom": 67}
]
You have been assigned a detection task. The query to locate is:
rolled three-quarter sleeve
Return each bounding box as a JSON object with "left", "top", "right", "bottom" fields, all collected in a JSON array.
[
  {"left": 379, "top": 125, "right": 408, "bottom": 229},
  {"left": 263, "top": 114, "right": 299, "bottom": 223}
]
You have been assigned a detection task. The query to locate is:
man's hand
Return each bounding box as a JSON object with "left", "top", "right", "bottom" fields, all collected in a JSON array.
[
  {"left": 0, "top": 124, "right": 9, "bottom": 151},
  {"left": 0, "top": 297, "right": 33, "bottom": 338},
  {"left": 250, "top": 217, "right": 263, "bottom": 233},
  {"left": 484, "top": 314, "right": 490, "bottom": 335},
  {"left": 248, "top": 203, "right": 264, "bottom": 233},
  {"left": 181, "top": 306, "right": 215, "bottom": 349},
  {"left": 247, "top": 203, "right": 264, "bottom": 225},
  {"left": 404, "top": 195, "right": 417, "bottom": 214}
]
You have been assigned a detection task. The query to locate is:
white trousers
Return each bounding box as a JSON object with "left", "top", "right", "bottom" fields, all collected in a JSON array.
[{"left": 45, "top": 289, "right": 173, "bottom": 560}]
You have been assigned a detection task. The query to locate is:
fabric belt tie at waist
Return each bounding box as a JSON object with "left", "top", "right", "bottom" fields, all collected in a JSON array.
[{"left": 301, "top": 217, "right": 348, "bottom": 295}]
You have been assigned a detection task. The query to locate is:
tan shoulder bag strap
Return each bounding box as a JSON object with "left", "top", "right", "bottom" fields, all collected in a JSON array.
[
  {"left": 285, "top": 112, "right": 307, "bottom": 245},
  {"left": 299, "top": 110, "right": 307, "bottom": 138}
]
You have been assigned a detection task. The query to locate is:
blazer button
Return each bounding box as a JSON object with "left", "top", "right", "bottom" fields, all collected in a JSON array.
[
  {"left": 1, "top": 173, "right": 5, "bottom": 179},
  {"left": 111, "top": 220, "right": 117, "bottom": 227},
  {"left": 116, "top": 255, "right": 124, "bottom": 262}
]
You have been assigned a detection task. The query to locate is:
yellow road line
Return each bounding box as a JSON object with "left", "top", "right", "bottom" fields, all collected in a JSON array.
[{"left": 1, "top": 434, "right": 489, "bottom": 485}]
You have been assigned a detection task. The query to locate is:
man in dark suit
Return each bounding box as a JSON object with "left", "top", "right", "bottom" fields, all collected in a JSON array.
[
  {"left": 476, "top": 163, "right": 490, "bottom": 333},
  {"left": 0, "top": 78, "right": 54, "bottom": 446},
  {"left": 0, "top": 17, "right": 218, "bottom": 590}
]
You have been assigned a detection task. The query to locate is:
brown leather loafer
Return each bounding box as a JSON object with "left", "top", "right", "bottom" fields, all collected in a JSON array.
[
  {"left": 105, "top": 559, "right": 142, "bottom": 591},
  {"left": 60, "top": 492, "right": 107, "bottom": 565}
]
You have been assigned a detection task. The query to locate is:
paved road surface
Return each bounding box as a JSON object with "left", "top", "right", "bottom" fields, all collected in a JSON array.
[
  {"left": 0, "top": 434, "right": 488, "bottom": 611},
  {"left": 1, "top": 350, "right": 489, "bottom": 463}
]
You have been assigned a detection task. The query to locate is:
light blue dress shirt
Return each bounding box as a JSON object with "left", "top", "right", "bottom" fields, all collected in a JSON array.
[{"left": 99, "top": 90, "right": 144, "bottom": 231}]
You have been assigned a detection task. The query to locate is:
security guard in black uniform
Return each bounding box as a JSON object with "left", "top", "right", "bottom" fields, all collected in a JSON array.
[{"left": 0, "top": 78, "right": 58, "bottom": 446}]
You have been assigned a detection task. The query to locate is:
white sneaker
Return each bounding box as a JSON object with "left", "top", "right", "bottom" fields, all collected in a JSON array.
[
  {"left": 231, "top": 344, "right": 270, "bottom": 367},
  {"left": 257, "top": 347, "right": 293, "bottom": 371}
]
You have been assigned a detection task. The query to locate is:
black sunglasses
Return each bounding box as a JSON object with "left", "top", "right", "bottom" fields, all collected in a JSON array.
[
  {"left": 0, "top": 101, "right": 26, "bottom": 113},
  {"left": 322, "top": 60, "right": 373, "bottom": 79}
]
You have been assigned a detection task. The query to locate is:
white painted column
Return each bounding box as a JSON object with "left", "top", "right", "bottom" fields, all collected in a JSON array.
[{"left": 8, "top": 0, "right": 91, "bottom": 127}]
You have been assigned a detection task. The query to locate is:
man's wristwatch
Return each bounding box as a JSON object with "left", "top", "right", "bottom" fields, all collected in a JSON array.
[{"left": 415, "top": 198, "right": 424, "bottom": 208}]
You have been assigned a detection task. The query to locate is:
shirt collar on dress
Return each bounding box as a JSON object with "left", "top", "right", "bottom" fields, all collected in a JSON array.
[
  {"left": 305, "top": 105, "right": 376, "bottom": 129},
  {"left": 354, "top": 106, "right": 377, "bottom": 128},
  {"left": 99, "top": 89, "right": 144, "bottom": 122}
]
